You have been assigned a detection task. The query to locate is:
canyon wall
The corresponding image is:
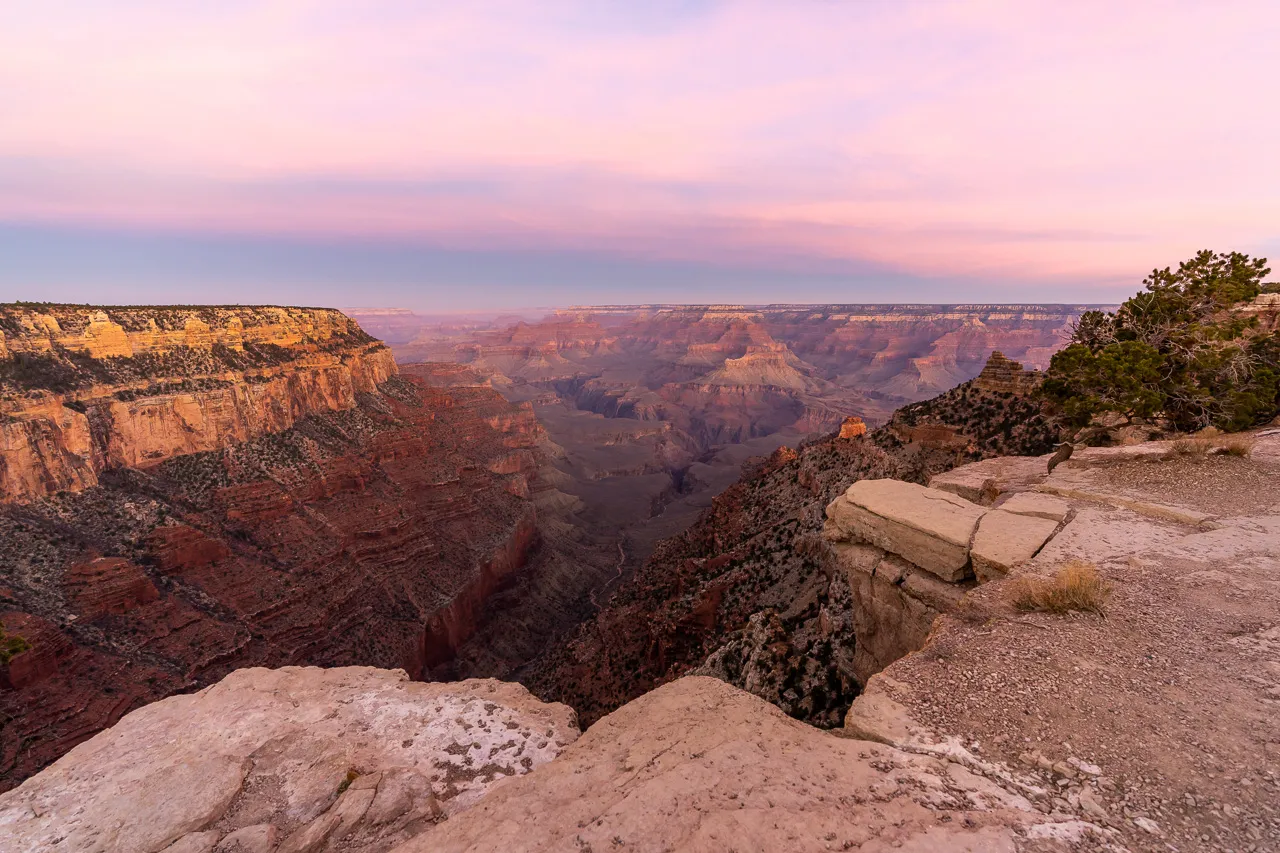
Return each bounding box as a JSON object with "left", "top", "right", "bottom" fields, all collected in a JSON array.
[
  {"left": 523, "top": 362, "right": 1061, "bottom": 726},
  {"left": 0, "top": 305, "right": 553, "bottom": 790},
  {"left": 1, "top": 305, "right": 396, "bottom": 502},
  {"left": 350, "top": 302, "right": 1098, "bottom": 456}
]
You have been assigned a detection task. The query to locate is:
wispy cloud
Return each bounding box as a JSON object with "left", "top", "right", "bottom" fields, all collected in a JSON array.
[{"left": 1, "top": 1, "right": 1276, "bottom": 305}]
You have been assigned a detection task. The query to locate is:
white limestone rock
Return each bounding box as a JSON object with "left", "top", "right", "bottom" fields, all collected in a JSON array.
[
  {"left": 996, "top": 492, "right": 1070, "bottom": 523},
  {"left": 395, "top": 676, "right": 1073, "bottom": 853},
  {"left": 971, "top": 509, "right": 1060, "bottom": 583},
  {"left": 827, "top": 479, "right": 985, "bottom": 581},
  {"left": 0, "top": 667, "right": 579, "bottom": 853}
]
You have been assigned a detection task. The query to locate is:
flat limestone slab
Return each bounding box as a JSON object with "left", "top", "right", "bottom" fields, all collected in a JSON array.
[
  {"left": 928, "top": 454, "right": 1050, "bottom": 504},
  {"left": 971, "top": 509, "right": 1059, "bottom": 582},
  {"left": 829, "top": 479, "right": 985, "bottom": 581},
  {"left": 1038, "top": 468, "right": 1216, "bottom": 527},
  {"left": 1065, "top": 444, "right": 1168, "bottom": 468},
  {"left": 997, "top": 491, "right": 1070, "bottom": 523}
]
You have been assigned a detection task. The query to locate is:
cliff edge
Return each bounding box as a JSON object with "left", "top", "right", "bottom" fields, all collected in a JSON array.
[
  {"left": 0, "top": 306, "right": 551, "bottom": 790},
  {"left": 836, "top": 430, "right": 1280, "bottom": 852},
  {"left": 0, "top": 305, "right": 396, "bottom": 502}
]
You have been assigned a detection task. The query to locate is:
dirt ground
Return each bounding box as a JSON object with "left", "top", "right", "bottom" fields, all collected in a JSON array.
[{"left": 870, "top": 446, "right": 1280, "bottom": 852}]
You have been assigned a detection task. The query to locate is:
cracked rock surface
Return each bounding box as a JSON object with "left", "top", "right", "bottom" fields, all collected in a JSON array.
[
  {"left": 394, "top": 676, "right": 1097, "bottom": 853},
  {"left": 0, "top": 667, "right": 578, "bottom": 853}
]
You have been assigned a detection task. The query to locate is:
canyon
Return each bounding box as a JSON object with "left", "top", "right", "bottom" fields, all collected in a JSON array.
[
  {"left": 0, "top": 302, "right": 1093, "bottom": 791},
  {"left": 4, "top": 426, "right": 1276, "bottom": 852},
  {"left": 349, "top": 302, "right": 1098, "bottom": 563},
  {"left": 2, "top": 302, "right": 1278, "bottom": 851},
  {"left": 0, "top": 305, "right": 607, "bottom": 789}
]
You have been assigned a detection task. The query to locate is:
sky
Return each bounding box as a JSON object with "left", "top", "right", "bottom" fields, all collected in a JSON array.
[{"left": 2, "top": 1, "right": 1278, "bottom": 310}]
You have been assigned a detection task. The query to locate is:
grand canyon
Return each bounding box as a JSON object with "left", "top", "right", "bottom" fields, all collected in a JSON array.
[
  {"left": 5, "top": 289, "right": 1280, "bottom": 853},
  {"left": 0, "top": 301, "right": 1090, "bottom": 783},
  {"left": 4, "top": 4, "right": 1280, "bottom": 851}
]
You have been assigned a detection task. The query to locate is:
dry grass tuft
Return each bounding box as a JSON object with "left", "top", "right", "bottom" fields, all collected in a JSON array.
[
  {"left": 1009, "top": 561, "right": 1113, "bottom": 616},
  {"left": 1169, "top": 438, "right": 1211, "bottom": 457},
  {"left": 1217, "top": 436, "right": 1255, "bottom": 457},
  {"left": 1170, "top": 434, "right": 1256, "bottom": 459}
]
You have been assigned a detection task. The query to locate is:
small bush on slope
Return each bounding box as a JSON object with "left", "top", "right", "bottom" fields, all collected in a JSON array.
[{"left": 0, "top": 622, "right": 31, "bottom": 664}]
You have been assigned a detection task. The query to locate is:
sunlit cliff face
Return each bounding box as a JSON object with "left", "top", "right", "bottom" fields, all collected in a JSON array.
[{"left": 2, "top": 1, "right": 1278, "bottom": 306}]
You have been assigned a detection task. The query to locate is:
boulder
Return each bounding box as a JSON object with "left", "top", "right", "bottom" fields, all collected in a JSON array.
[
  {"left": 826, "top": 480, "right": 985, "bottom": 581},
  {"left": 970, "top": 509, "right": 1060, "bottom": 583},
  {"left": 0, "top": 666, "right": 579, "bottom": 853}
]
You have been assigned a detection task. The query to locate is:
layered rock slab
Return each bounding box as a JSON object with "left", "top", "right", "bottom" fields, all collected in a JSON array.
[
  {"left": 995, "top": 492, "right": 1069, "bottom": 523},
  {"left": 396, "top": 676, "right": 1076, "bottom": 853},
  {"left": 970, "top": 509, "right": 1059, "bottom": 583},
  {"left": 825, "top": 479, "right": 985, "bottom": 580},
  {"left": 0, "top": 667, "right": 579, "bottom": 853},
  {"left": 831, "top": 543, "right": 968, "bottom": 682},
  {"left": 928, "top": 454, "right": 1051, "bottom": 504}
]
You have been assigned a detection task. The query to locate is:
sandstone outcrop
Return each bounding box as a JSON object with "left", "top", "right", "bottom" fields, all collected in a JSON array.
[
  {"left": 838, "top": 414, "right": 867, "bottom": 438},
  {"left": 0, "top": 667, "right": 579, "bottom": 853},
  {"left": 63, "top": 556, "right": 159, "bottom": 618},
  {"left": 972, "top": 350, "right": 1044, "bottom": 395},
  {"left": 822, "top": 462, "right": 1075, "bottom": 680},
  {"left": 0, "top": 305, "right": 396, "bottom": 502},
  {"left": 825, "top": 479, "right": 986, "bottom": 580},
  {"left": 395, "top": 676, "right": 1091, "bottom": 853},
  {"left": 843, "top": 428, "right": 1280, "bottom": 853}
]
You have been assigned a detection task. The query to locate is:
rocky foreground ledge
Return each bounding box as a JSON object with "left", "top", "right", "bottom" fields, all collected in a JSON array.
[
  {"left": 0, "top": 667, "right": 579, "bottom": 853},
  {"left": 2, "top": 431, "right": 1277, "bottom": 852},
  {"left": 833, "top": 430, "right": 1280, "bottom": 852},
  {"left": 0, "top": 668, "right": 1095, "bottom": 853}
]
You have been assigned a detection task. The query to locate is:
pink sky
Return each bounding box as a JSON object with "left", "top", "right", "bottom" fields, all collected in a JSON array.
[{"left": 1, "top": 1, "right": 1277, "bottom": 307}]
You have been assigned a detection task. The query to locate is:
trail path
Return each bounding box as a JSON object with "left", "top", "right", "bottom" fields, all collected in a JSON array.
[{"left": 589, "top": 540, "right": 628, "bottom": 610}]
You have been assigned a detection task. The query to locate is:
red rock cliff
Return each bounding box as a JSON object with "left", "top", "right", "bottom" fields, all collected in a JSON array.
[
  {"left": 0, "top": 305, "right": 397, "bottom": 502},
  {"left": 0, "top": 306, "right": 548, "bottom": 791}
]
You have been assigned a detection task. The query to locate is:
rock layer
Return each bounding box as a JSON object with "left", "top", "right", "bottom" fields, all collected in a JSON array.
[
  {"left": 826, "top": 479, "right": 986, "bottom": 580},
  {"left": 0, "top": 305, "right": 396, "bottom": 502},
  {"left": 0, "top": 309, "right": 556, "bottom": 790},
  {"left": 822, "top": 460, "right": 1072, "bottom": 681}
]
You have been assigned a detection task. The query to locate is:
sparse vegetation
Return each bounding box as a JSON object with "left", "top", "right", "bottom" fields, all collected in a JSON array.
[
  {"left": 1170, "top": 438, "right": 1212, "bottom": 457},
  {"left": 1009, "top": 562, "right": 1112, "bottom": 616},
  {"left": 1, "top": 622, "right": 32, "bottom": 664},
  {"left": 1042, "top": 250, "right": 1279, "bottom": 433},
  {"left": 1169, "top": 435, "right": 1255, "bottom": 459},
  {"left": 1219, "top": 436, "right": 1255, "bottom": 457},
  {"left": 336, "top": 768, "right": 360, "bottom": 795},
  {"left": 891, "top": 380, "right": 1060, "bottom": 460}
]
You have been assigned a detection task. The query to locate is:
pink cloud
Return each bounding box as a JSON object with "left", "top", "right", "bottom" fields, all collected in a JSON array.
[{"left": 1, "top": 0, "right": 1277, "bottom": 285}]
